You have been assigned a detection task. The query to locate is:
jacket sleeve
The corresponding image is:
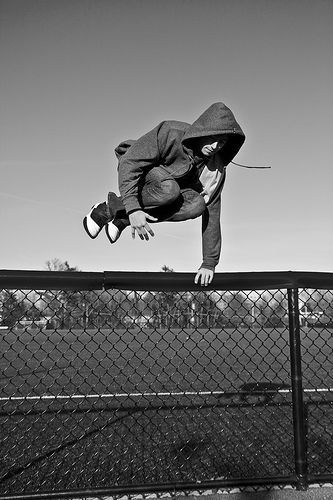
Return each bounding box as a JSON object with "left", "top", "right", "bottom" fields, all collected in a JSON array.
[
  {"left": 200, "top": 193, "right": 221, "bottom": 271},
  {"left": 118, "top": 124, "right": 163, "bottom": 214}
]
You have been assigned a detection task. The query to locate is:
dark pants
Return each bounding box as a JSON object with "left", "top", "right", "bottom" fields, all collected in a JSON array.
[{"left": 110, "top": 166, "right": 206, "bottom": 225}]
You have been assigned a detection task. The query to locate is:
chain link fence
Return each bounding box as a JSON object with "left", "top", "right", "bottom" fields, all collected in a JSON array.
[{"left": 0, "top": 271, "right": 333, "bottom": 498}]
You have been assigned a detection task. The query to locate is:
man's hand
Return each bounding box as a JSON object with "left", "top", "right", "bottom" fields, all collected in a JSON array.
[
  {"left": 194, "top": 268, "right": 214, "bottom": 287},
  {"left": 129, "top": 210, "right": 158, "bottom": 240}
]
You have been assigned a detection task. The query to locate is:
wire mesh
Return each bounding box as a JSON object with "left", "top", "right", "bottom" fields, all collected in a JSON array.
[
  {"left": 0, "top": 279, "right": 333, "bottom": 497},
  {"left": 297, "top": 289, "right": 333, "bottom": 477}
]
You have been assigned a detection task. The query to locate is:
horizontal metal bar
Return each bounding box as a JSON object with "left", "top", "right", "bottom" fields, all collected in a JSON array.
[
  {"left": 1, "top": 269, "right": 333, "bottom": 291},
  {"left": 308, "top": 474, "right": 333, "bottom": 484},
  {"left": 0, "top": 270, "right": 104, "bottom": 291},
  {"left": 104, "top": 270, "right": 333, "bottom": 291},
  {"left": 0, "top": 476, "right": 298, "bottom": 500}
]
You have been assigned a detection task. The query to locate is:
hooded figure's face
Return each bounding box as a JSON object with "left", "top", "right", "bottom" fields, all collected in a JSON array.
[
  {"left": 196, "top": 135, "right": 229, "bottom": 158},
  {"left": 181, "top": 103, "right": 246, "bottom": 165}
]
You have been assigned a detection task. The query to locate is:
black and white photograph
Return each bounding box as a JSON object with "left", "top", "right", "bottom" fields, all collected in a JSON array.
[{"left": 1, "top": 1, "right": 333, "bottom": 498}]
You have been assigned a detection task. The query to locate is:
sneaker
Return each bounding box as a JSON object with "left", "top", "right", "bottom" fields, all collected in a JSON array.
[
  {"left": 105, "top": 216, "right": 130, "bottom": 244},
  {"left": 105, "top": 221, "right": 120, "bottom": 244},
  {"left": 83, "top": 202, "right": 109, "bottom": 239}
]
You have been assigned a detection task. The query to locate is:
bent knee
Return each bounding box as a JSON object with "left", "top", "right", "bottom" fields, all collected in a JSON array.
[{"left": 161, "top": 179, "right": 180, "bottom": 204}]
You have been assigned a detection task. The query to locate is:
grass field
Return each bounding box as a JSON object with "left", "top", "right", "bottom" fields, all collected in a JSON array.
[{"left": 1, "top": 326, "right": 333, "bottom": 495}]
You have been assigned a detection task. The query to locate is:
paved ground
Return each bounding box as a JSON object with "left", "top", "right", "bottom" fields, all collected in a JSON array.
[
  {"left": 178, "top": 487, "right": 333, "bottom": 499},
  {"left": 83, "top": 486, "right": 333, "bottom": 500}
]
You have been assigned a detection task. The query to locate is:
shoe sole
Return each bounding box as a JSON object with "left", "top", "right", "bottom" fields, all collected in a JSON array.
[
  {"left": 83, "top": 216, "right": 100, "bottom": 239},
  {"left": 105, "top": 223, "right": 114, "bottom": 244},
  {"left": 105, "top": 222, "right": 120, "bottom": 244},
  {"left": 83, "top": 204, "right": 105, "bottom": 239}
]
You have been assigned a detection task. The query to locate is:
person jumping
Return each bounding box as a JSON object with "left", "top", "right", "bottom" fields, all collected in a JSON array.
[{"left": 83, "top": 102, "right": 246, "bottom": 286}]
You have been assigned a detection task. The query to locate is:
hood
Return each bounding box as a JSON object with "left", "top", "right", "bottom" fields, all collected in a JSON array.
[
  {"left": 114, "top": 139, "right": 136, "bottom": 159},
  {"left": 182, "top": 102, "right": 245, "bottom": 165}
]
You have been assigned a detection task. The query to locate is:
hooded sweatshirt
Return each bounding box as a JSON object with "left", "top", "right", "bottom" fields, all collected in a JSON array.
[{"left": 115, "top": 103, "right": 245, "bottom": 270}]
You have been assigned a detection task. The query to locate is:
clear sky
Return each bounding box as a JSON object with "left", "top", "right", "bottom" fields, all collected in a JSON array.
[{"left": 1, "top": 0, "right": 332, "bottom": 274}]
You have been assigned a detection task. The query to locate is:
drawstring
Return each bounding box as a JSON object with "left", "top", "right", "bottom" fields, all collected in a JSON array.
[{"left": 231, "top": 161, "right": 271, "bottom": 169}]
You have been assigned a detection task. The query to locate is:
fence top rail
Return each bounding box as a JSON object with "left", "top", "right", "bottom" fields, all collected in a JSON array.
[
  {"left": 1, "top": 269, "right": 333, "bottom": 291},
  {"left": 0, "top": 270, "right": 103, "bottom": 291}
]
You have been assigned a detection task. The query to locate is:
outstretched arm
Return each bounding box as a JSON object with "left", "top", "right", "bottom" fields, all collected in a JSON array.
[{"left": 194, "top": 195, "right": 222, "bottom": 286}]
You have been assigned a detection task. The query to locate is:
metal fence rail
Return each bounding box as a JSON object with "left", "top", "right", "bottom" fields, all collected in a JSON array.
[{"left": 1, "top": 270, "right": 333, "bottom": 499}]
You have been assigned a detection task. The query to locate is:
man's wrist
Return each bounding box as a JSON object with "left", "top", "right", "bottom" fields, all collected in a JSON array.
[
  {"left": 122, "top": 195, "right": 142, "bottom": 215},
  {"left": 199, "top": 264, "right": 215, "bottom": 272},
  {"left": 128, "top": 208, "right": 142, "bottom": 216}
]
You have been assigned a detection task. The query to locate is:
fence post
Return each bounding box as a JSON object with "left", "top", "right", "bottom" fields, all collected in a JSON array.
[{"left": 287, "top": 288, "right": 308, "bottom": 490}]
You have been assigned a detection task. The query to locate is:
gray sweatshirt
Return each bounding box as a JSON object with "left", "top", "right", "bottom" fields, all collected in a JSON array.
[{"left": 115, "top": 102, "right": 245, "bottom": 270}]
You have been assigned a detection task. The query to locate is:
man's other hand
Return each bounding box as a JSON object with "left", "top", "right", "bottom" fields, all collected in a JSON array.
[
  {"left": 129, "top": 210, "right": 157, "bottom": 240},
  {"left": 194, "top": 268, "right": 214, "bottom": 287}
]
